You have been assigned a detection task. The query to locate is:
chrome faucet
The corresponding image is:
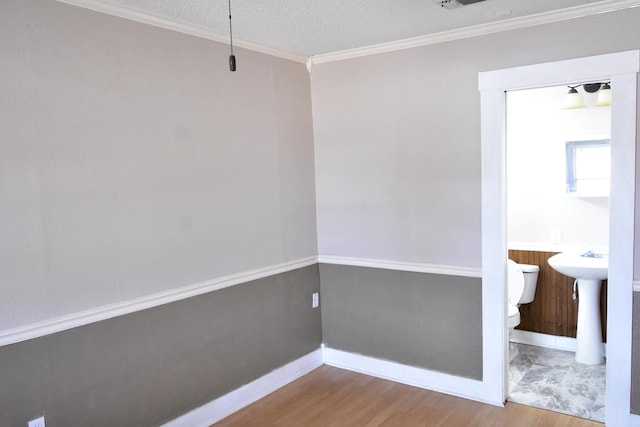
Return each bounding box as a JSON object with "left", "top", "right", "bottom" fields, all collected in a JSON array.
[{"left": 581, "top": 250, "right": 603, "bottom": 258}]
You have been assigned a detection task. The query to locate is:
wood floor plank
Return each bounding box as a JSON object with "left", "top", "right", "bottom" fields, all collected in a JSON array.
[{"left": 213, "top": 366, "right": 602, "bottom": 426}]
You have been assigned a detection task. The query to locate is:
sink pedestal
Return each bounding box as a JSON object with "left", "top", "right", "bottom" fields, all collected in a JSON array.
[
  {"left": 546, "top": 252, "right": 607, "bottom": 365},
  {"left": 575, "top": 279, "right": 604, "bottom": 365}
]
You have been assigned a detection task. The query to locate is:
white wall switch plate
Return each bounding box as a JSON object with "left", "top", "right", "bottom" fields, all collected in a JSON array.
[
  {"left": 312, "top": 292, "right": 319, "bottom": 308},
  {"left": 28, "top": 416, "right": 45, "bottom": 427}
]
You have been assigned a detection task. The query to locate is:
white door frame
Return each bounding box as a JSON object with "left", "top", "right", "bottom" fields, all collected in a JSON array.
[{"left": 479, "top": 50, "right": 639, "bottom": 425}]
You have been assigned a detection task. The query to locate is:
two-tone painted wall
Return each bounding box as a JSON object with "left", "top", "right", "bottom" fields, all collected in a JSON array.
[
  {"left": 1, "top": 1, "right": 319, "bottom": 425},
  {"left": 1, "top": 0, "right": 640, "bottom": 425},
  {"left": 0, "top": 267, "right": 321, "bottom": 426},
  {"left": 311, "top": 6, "right": 640, "bottom": 417},
  {"left": 1, "top": 0, "right": 318, "bottom": 332}
]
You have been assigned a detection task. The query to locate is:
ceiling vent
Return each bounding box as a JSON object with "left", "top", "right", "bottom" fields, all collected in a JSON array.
[{"left": 436, "top": 0, "right": 487, "bottom": 10}]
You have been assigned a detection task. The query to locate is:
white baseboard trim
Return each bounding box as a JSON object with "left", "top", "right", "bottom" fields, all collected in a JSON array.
[
  {"left": 317, "top": 255, "right": 482, "bottom": 278},
  {"left": 0, "top": 256, "right": 317, "bottom": 347},
  {"left": 633, "top": 280, "right": 640, "bottom": 292},
  {"left": 510, "top": 330, "right": 608, "bottom": 356},
  {"left": 322, "top": 345, "right": 502, "bottom": 407},
  {"left": 162, "top": 348, "right": 323, "bottom": 427},
  {"left": 631, "top": 413, "right": 640, "bottom": 426},
  {"left": 510, "top": 330, "right": 577, "bottom": 352}
]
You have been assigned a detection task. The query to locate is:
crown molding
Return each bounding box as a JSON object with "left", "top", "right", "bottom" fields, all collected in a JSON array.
[
  {"left": 310, "top": 0, "right": 640, "bottom": 65},
  {"left": 52, "top": 0, "right": 309, "bottom": 64},
  {"left": 50, "top": 0, "right": 640, "bottom": 69}
]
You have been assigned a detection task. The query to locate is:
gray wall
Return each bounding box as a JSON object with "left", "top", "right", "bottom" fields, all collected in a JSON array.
[
  {"left": 0, "top": 265, "right": 321, "bottom": 427},
  {"left": 0, "top": 0, "right": 317, "bottom": 330},
  {"left": 3, "top": 0, "right": 640, "bottom": 421},
  {"left": 311, "top": 7, "right": 640, "bottom": 409},
  {"left": 320, "top": 264, "right": 483, "bottom": 380},
  {"left": 633, "top": 293, "right": 640, "bottom": 415}
]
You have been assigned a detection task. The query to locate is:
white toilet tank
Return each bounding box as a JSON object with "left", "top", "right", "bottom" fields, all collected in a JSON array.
[{"left": 518, "top": 263, "right": 539, "bottom": 304}]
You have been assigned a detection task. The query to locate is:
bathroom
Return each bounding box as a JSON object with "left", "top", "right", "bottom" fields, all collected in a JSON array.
[{"left": 505, "top": 83, "right": 611, "bottom": 422}]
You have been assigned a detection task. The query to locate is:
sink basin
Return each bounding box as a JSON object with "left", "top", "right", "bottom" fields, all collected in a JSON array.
[{"left": 547, "top": 252, "right": 608, "bottom": 280}]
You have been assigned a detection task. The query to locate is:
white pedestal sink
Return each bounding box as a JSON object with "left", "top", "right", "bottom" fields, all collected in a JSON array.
[{"left": 547, "top": 252, "right": 608, "bottom": 365}]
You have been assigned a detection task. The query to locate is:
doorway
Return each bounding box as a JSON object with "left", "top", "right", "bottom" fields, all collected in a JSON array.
[
  {"left": 479, "top": 50, "right": 638, "bottom": 426},
  {"left": 505, "top": 83, "right": 611, "bottom": 422}
]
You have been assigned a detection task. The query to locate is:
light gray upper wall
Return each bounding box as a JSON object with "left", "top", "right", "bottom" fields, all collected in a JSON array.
[
  {"left": 0, "top": 0, "right": 317, "bottom": 330},
  {"left": 311, "top": 9, "right": 640, "bottom": 270}
]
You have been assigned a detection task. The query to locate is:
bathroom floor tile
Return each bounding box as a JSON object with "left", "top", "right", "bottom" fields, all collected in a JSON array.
[{"left": 507, "top": 343, "right": 606, "bottom": 423}]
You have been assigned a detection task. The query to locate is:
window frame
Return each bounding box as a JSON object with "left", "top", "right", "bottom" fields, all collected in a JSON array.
[{"left": 565, "top": 138, "right": 610, "bottom": 195}]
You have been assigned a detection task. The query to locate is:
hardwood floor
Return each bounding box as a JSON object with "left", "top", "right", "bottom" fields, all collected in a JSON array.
[{"left": 214, "top": 366, "right": 602, "bottom": 426}]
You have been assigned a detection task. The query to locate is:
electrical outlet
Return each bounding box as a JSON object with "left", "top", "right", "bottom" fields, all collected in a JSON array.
[
  {"left": 312, "top": 292, "right": 319, "bottom": 308},
  {"left": 28, "top": 416, "right": 45, "bottom": 427}
]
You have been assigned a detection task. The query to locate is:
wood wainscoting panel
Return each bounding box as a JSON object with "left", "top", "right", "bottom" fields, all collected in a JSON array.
[{"left": 508, "top": 250, "right": 607, "bottom": 342}]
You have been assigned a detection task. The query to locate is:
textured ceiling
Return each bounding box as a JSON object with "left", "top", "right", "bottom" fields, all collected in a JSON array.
[{"left": 95, "top": 0, "right": 619, "bottom": 56}]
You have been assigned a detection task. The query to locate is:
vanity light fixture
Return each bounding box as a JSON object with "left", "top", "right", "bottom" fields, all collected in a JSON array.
[{"left": 563, "top": 82, "right": 611, "bottom": 109}]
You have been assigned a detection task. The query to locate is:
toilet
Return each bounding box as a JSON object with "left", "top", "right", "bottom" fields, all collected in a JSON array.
[{"left": 507, "top": 259, "right": 539, "bottom": 331}]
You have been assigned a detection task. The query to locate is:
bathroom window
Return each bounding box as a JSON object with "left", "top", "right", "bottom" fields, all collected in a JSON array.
[{"left": 565, "top": 139, "right": 610, "bottom": 196}]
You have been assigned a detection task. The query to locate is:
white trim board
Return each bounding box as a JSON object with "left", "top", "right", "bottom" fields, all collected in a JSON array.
[
  {"left": 164, "top": 345, "right": 504, "bottom": 426},
  {"left": 511, "top": 330, "right": 578, "bottom": 353},
  {"left": 479, "top": 50, "right": 640, "bottom": 91},
  {"left": 322, "top": 346, "right": 502, "bottom": 407},
  {"left": 52, "top": 0, "right": 640, "bottom": 68},
  {"left": 0, "top": 256, "right": 317, "bottom": 347},
  {"left": 632, "top": 414, "right": 640, "bottom": 426},
  {"left": 510, "top": 330, "right": 608, "bottom": 356},
  {"left": 318, "top": 255, "right": 482, "bottom": 278},
  {"left": 162, "top": 348, "right": 323, "bottom": 427},
  {"left": 507, "top": 242, "right": 608, "bottom": 254},
  {"left": 1, "top": 256, "right": 481, "bottom": 347},
  {"left": 309, "top": 0, "right": 640, "bottom": 65},
  {"left": 52, "top": 0, "right": 308, "bottom": 64},
  {"left": 479, "top": 50, "right": 639, "bottom": 427},
  {"left": 634, "top": 280, "right": 640, "bottom": 292}
]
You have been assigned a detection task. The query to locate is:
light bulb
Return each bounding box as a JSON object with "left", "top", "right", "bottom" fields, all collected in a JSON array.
[{"left": 563, "top": 87, "right": 584, "bottom": 109}]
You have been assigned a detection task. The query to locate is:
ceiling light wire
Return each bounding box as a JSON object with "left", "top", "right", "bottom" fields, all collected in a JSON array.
[{"left": 228, "top": 0, "right": 236, "bottom": 71}]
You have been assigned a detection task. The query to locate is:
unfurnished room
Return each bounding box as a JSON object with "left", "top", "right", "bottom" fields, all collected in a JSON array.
[{"left": 1, "top": 0, "right": 640, "bottom": 426}]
